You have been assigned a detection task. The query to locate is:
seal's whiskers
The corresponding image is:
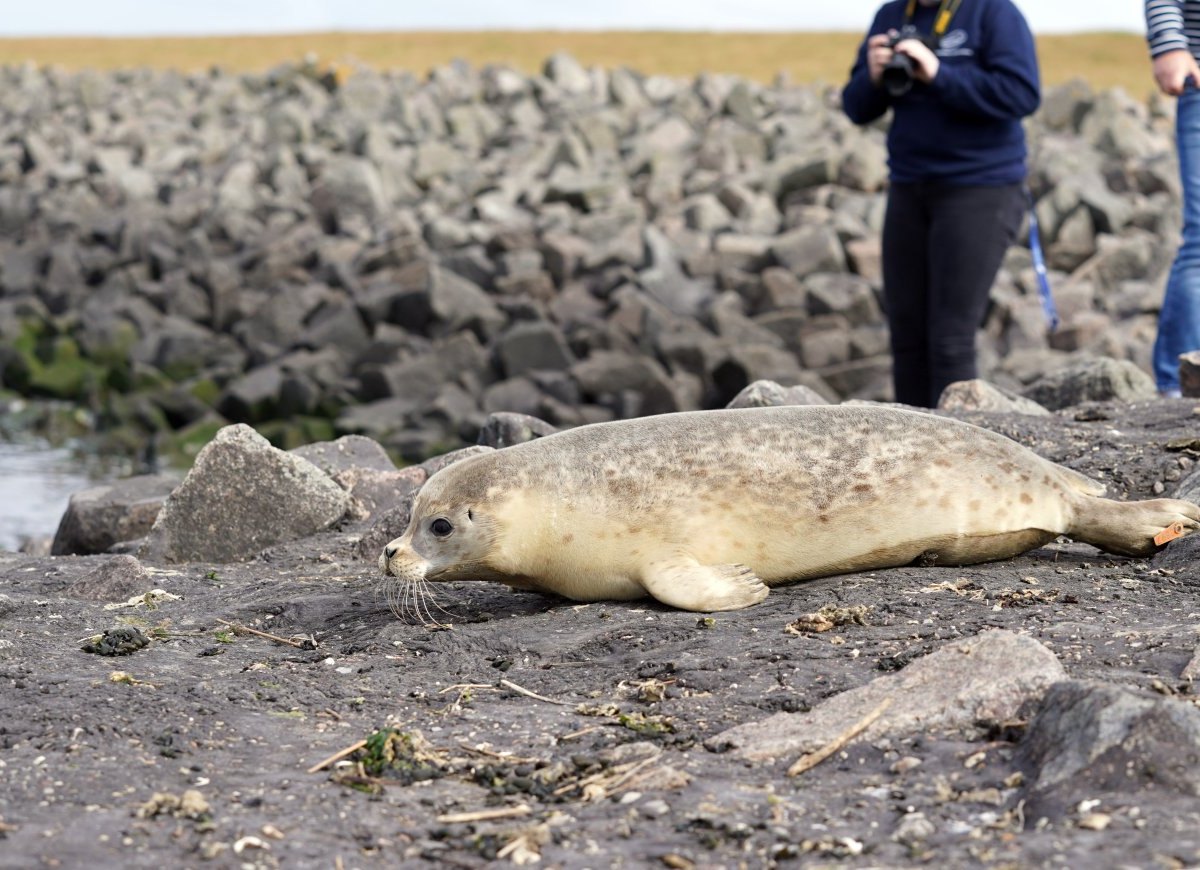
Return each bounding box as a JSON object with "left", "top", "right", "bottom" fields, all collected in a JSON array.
[{"left": 380, "top": 575, "right": 457, "bottom": 627}]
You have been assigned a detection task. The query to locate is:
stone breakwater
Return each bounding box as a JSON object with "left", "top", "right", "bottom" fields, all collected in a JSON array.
[{"left": 0, "top": 57, "right": 1182, "bottom": 459}]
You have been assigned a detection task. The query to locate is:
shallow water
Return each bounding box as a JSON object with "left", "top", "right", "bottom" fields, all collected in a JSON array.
[{"left": 0, "top": 441, "right": 119, "bottom": 551}]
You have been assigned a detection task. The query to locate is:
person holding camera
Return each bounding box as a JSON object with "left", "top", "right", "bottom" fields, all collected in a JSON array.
[
  {"left": 841, "top": 0, "right": 1041, "bottom": 407},
  {"left": 1145, "top": 0, "right": 1200, "bottom": 397}
]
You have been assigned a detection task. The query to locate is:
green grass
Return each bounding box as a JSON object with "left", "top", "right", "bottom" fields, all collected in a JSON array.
[{"left": 0, "top": 31, "right": 1159, "bottom": 97}]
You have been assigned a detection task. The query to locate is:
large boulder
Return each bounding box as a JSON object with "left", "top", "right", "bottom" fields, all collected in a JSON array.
[
  {"left": 141, "top": 425, "right": 349, "bottom": 563},
  {"left": 710, "top": 630, "right": 1065, "bottom": 762}
]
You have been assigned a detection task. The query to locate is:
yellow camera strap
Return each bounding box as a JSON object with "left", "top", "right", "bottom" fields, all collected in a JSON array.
[{"left": 904, "top": 0, "right": 964, "bottom": 38}]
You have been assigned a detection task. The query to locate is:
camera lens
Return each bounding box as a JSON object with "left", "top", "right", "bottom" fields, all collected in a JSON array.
[{"left": 882, "top": 55, "right": 915, "bottom": 97}]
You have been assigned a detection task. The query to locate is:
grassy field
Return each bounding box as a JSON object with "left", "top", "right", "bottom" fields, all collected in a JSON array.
[{"left": 0, "top": 31, "right": 1157, "bottom": 97}]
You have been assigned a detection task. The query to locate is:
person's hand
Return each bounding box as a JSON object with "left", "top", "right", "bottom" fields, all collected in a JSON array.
[
  {"left": 1153, "top": 49, "right": 1200, "bottom": 96},
  {"left": 867, "top": 32, "right": 896, "bottom": 85},
  {"left": 894, "top": 38, "right": 941, "bottom": 84}
]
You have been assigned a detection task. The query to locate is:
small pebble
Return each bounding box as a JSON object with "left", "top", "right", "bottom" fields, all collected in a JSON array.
[
  {"left": 893, "top": 812, "right": 935, "bottom": 844},
  {"left": 640, "top": 799, "right": 670, "bottom": 819}
]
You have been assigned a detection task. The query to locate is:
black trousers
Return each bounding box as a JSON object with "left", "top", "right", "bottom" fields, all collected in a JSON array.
[{"left": 882, "top": 181, "right": 1025, "bottom": 407}]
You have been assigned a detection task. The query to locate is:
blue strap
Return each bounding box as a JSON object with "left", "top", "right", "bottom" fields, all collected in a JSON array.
[{"left": 1027, "top": 206, "right": 1059, "bottom": 332}]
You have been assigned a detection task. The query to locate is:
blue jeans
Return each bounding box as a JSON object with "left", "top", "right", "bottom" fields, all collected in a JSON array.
[{"left": 1155, "top": 84, "right": 1200, "bottom": 392}]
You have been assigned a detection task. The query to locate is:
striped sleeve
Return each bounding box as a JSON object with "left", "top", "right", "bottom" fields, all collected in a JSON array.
[{"left": 1146, "top": 0, "right": 1191, "bottom": 56}]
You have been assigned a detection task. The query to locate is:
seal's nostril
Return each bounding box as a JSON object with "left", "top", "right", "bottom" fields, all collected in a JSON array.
[{"left": 384, "top": 546, "right": 397, "bottom": 559}]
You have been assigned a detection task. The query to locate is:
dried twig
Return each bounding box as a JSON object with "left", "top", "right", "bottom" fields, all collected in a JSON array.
[
  {"left": 787, "top": 698, "right": 892, "bottom": 777},
  {"left": 307, "top": 740, "right": 368, "bottom": 774},
  {"left": 438, "top": 683, "right": 491, "bottom": 695},
  {"left": 553, "top": 755, "right": 658, "bottom": 798},
  {"left": 456, "top": 743, "right": 539, "bottom": 765},
  {"left": 436, "top": 804, "right": 532, "bottom": 824},
  {"left": 499, "top": 679, "right": 574, "bottom": 707},
  {"left": 214, "top": 618, "right": 314, "bottom": 650},
  {"left": 558, "top": 725, "right": 607, "bottom": 742}
]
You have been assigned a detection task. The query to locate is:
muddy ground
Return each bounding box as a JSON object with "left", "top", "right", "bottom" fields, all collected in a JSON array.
[{"left": 2, "top": 401, "right": 1200, "bottom": 869}]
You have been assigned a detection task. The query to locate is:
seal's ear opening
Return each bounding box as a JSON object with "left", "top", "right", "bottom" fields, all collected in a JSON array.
[{"left": 467, "top": 509, "right": 474, "bottom": 522}]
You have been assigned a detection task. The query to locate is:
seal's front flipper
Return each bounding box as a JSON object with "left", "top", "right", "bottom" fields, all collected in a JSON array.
[{"left": 639, "top": 558, "right": 769, "bottom": 612}]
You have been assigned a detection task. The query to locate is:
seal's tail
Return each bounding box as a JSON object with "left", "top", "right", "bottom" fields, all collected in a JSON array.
[{"left": 1069, "top": 497, "right": 1200, "bottom": 557}]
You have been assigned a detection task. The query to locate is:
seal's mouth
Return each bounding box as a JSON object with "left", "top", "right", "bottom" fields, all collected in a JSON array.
[{"left": 379, "top": 537, "right": 424, "bottom": 578}]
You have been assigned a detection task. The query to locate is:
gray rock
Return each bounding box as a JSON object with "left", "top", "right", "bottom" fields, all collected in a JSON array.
[
  {"left": 544, "top": 53, "right": 592, "bottom": 95},
  {"left": 571, "top": 351, "right": 682, "bottom": 416},
  {"left": 1023, "top": 357, "right": 1157, "bottom": 410},
  {"left": 770, "top": 226, "right": 846, "bottom": 278},
  {"left": 726, "top": 379, "right": 829, "bottom": 409},
  {"left": 713, "top": 234, "right": 772, "bottom": 273},
  {"left": 429, "top": 266, "right": 506, "bottom": 340},
  {"left": 217, "top": 364, "right": 285, "bottom": 423},
  {"left": 711, "top": 630, "right": 1065, "bottom": 761},
  {"left": 770, "top": 148, "right": 840, "bottom": 199},
  {"left": 805, "top": 273, "right": 880, "bottom": 322},
  {"left": 336, "top": 466, "right": 426, "bottom": 523},
  {"left": 1019, "top": 680, "right": 1200, "bottom": 817},
  {"left": 496, "top": 321, "right": 576, "bottom": 378},
  {"left": 838, "top": 135, "right": 888, "bottom": 192},
  {"left": 482, "top": 376, "right": 547, "bottom": 417},
  {"left": 1040, "top": 78, "right": 1093, "bottom": 133},
  {"left": 141, "top": 424, "right": 349, "bottom": 563},
  {"left": 478, "top": 412, "right": 559, "bottom": 448},
  {"left": 797, "top": 324, "right": 853, "bottom": 369},
  {"left": 937, "top": 380, "right": 1051, "bottom": 416},
  {"left": 419, "top": 445, "right": 495, "bottom": 479},
  {"left": 65, "top": 555, "right": 154, "bottom": 602},
  {"left": 312, "top": 156, "right": 389, "bottom": 232},
  {"left": 51, "top": 474, "right": 182, "bottom": 556},
  {"left": 359, "top": 332, "right": 491, "bottom": 403},
  {"left": 1180, "top": 349, "right": 1200, "bottom": 398},
  {"left": 291, "top": 435, "right": 397, "bottom": 478}
]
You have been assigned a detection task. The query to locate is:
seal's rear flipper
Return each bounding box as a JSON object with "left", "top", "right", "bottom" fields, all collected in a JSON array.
[
  {"left": 640, "top": 558, "right": 769, "bottom": 612},
  {"left": 1070, "top": 497, "right": 1200, "bottom": 558}
]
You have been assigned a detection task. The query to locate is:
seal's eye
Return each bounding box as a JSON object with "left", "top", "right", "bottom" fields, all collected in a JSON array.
[{"left": 430, "top": 518, "right": 454, "bottom": 538}]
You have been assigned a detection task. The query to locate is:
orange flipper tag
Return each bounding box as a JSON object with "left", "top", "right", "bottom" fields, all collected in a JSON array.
[{"left": 1154, "top": 522, "right": 1187, "bottom": 547}]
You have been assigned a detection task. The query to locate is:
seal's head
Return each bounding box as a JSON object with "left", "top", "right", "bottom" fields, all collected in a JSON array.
[{"left": 379, "top": 459, "right": 505, "bottom": 586}]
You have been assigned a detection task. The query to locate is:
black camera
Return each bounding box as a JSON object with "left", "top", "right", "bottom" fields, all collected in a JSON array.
[{"left": 882, "top": 32, "right": 940, "bottom": 97}]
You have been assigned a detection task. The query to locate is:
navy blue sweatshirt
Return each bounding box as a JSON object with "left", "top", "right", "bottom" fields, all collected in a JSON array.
[{"left": 841, "top": 0, "right": 1041, "bottom": 185}]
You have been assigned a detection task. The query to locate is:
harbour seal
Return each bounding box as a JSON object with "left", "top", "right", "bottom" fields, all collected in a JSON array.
[{"left": 380, "top": 406, "right": 1199, "bottom": 612}]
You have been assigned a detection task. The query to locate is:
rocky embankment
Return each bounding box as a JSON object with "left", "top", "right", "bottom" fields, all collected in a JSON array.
[{"left": 0, "top": 57, "right": 1182, "bottom": 459}]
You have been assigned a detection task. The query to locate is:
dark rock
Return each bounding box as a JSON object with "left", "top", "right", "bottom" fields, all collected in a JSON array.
[
  {"left": 1022, "top": 357, "right": 1156, "bottom": 410},
  {"left": 1019, "top": 680, "right": 1200, "bottom": 819},
  {"left": 571, "top": 351, "right": 683, "bottom": 416},
  {"left": 358, "top": 332, "right": 491, "bottom": 403},
  {"left": 496, "top": 321, "right": 576, "bottom": 378},
  {"left": 482, "top": 376, "right": 547, "bottom": 417},
  {"left": 478, "top": 412, "right": 559, "bottom": 448},
  {"left": 1180, "top": 349, "right": 1200, "bottom": 398},
  {"left": 51, "top": 474, "right": 181, "bottom": 556}
]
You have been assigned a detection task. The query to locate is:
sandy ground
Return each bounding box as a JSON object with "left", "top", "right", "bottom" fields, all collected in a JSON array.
[{"left": 2, "top": 400, "right": 1200, "bottom": 869}]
